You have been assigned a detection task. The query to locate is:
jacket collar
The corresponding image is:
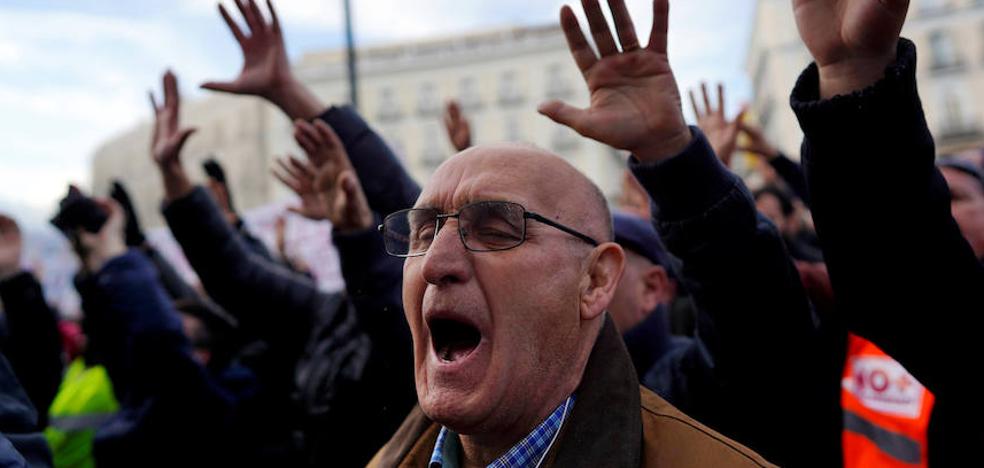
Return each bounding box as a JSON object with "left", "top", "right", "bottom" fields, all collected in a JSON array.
[{"left": 547, "top": 314, "right": 642, "bottom": 466}]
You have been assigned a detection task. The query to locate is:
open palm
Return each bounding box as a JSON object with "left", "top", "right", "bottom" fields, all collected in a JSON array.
[
  {"left": 794, "top": 0, "right": 908, "bottom": 67},
  {"left": 539, "top": 0, "right": 690, "bottom": 162},
  {"left": 202, "top": 0, "right": 292, "bottom": 99},
  {"left": 793, "top": 0, "right": 909, "bottom": 96}
]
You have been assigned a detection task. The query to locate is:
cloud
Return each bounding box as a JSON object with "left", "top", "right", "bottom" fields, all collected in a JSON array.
[{"left": 0, "top": 6, "right": 228, "bottom": 211}]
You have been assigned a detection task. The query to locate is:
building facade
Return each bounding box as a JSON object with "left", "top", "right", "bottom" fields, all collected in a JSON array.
[
  {"left": 91, "top": 24, "right": 624, "bottom": 228},
  {"left": 746, "top": 0, "right": 984, "bottom": 159}
]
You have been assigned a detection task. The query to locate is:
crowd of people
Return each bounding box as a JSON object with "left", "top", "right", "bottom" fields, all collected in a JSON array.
[{"left": 1, "top": 0, "right": 982, "bottom": 466}]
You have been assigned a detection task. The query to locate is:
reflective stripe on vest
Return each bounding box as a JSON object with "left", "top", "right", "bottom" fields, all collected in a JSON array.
[
  {"left": 48, "top": 413, "right": 116, "bottom": 432},
  {"left": 44, "top": 358, "right": 119, "bottom": 468},
  {"left": 841, "top": 334, "right": 934, "bottom": 468}
]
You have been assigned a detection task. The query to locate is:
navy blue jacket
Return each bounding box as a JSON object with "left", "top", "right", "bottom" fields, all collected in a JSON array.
[
  {"left": 629, "top": 129, "right": 836, "bottom": 467},
  {"left": 792, "top": 38, "right": 984, "bottom": 465},
  {"left": 75, "top": 251, "right": 262, "bottom": 468}
]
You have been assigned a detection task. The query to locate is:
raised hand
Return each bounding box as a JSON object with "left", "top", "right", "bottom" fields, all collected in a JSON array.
[
  {"left": 272, "top": 155, "right": 328, "bottom": 220},
  {"left": 76, "top": 199, "right": 127, "bottom": 274},
  {"left": 0, "top": 214, "right": 22, "bottom": 280},
  {"left": 538, "top": 0, "right": 691, "bottom": 163},
  {"left": 689, "top": 82, "right": 745, "bottom": 167},
  {"left": 202, "top": 0, "right": 322, "bottom": 120},
  {"left": 150, "top": 71, "right": 195, "bottom": 200},
  {"left": 443, "top": 100, "right": 472, "bottom": 152},
  {"left": 618, "top": 170, "right": 651, "bottom": 219},
  {"left": 278, "top": 120, "right": 373, "bottom": 232},
  {"left": 150, "top": 71, "right": 196, "bottom": 168},
  {"left": 737, "top": 121, "right": 780, "bottom": 161},
  {"left": 793, "top": 0, "right": 910, "bottom": 98}
]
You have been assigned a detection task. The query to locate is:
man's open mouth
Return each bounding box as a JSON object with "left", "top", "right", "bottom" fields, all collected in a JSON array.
[{"left": 429, "top": 318, "right": 482, "bottom": 363}]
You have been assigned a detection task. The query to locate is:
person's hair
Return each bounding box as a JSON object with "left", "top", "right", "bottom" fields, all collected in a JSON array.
[
  {"left": 202, "top": 158, "right": 236, "bottom": 212},
  {"left": 754, "top": 185, "right": 795, "bottom": 218}
]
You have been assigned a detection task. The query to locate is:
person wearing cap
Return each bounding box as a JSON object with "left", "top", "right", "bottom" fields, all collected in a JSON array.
[
  {"left": 787, "top": 0, "right": 984, "bottom": 462},
  {"left": 608, "top": 211, "right": 685, "bottom": 379},
  {"left": 938, "top": 159, "right": 984, "bottom": 260}
]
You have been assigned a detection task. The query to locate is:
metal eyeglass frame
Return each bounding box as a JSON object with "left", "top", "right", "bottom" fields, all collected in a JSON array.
[{"left": 378, "top": 200, "right": 600, "bottom": 258}]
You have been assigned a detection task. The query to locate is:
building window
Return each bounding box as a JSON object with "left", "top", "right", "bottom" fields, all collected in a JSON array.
[
  {"left": 420, "top": 123, "right": 446, "bottom": 170},
  {"left": 381, "top": 127, "right": 406, "bottom": 160},
  {"left": 504, "top": 115, "right": 522, "bottom": 141},
  {"left": 937, "top": 82, "right": 980, "bottom": 144},
  {"left": 944, "top": 90, "right": 963, "bottom": 129},
  {"left": 929, "top": 30, "right": 962, "bottom": 71},
  {"left": 545, "top": 63, "right": 573, "bottom": 100},
  {"left": 377, "top": 87, "right": 403, "bottom": 122},
  {"left": 458, "top": 76, "right": 484, "bottom": 111},
  {"left": 757, "top": 96, "right": 776, "bottom": 132},
  {"left": 416, "top": 82, "right": 440, "bottom": 117},
  {"left": 498, "top": 70, "right": 524, "bottom": 106}
]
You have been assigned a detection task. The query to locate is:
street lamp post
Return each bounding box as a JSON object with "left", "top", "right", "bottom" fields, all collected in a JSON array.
[{"left": 343, "top": 0, "right": 359, "bottom": 110}]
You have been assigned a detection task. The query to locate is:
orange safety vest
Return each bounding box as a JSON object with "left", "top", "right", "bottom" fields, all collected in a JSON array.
[{"left": 841, "top": 334, "right": 935, "bottom": 467}]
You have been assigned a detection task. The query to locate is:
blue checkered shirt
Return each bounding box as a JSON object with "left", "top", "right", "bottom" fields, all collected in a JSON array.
[{"left": 428, "top": 394, "right": 575, "bottom": 468}]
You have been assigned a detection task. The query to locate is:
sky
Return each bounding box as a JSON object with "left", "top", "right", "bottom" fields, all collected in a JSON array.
[{"left": 0, "top": 0, "right": 757, "bottom": 224}]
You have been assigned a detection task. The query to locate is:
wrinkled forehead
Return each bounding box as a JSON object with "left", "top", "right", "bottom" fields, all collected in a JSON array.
[{"left": 416, "top": 145, "right": 573, "bottom": 213}]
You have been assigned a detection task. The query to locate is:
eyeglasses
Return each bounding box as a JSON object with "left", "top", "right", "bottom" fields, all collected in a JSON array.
[{"left": 379, "top": 200, "right": 599, "bottom": 257}]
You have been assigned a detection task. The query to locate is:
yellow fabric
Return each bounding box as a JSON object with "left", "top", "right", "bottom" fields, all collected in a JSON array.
[{"left": 44, "top": 358, "right": 119, "bottom": 468}]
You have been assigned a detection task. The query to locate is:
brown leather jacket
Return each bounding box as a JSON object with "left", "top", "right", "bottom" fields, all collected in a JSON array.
[{"left": 368, "top": 317, "right": 775, "bottom": 467}]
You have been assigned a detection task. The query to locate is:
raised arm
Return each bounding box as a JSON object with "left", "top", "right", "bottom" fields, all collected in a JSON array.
[
  {"left": 150, "top": 70, "right": 331, "bottom": 352},
  {"left": 541, "top": 1, "right": 831, "bottom": 465},
  {"left": 204, "top": 0, "right": 421, "bottom": 215},
  {"left": 689, "top": 82, "right": 745, "bottom": 167},
  {"left": 201, "top": 0, "right": 322, "bottom": 120},
  {"left": 273, "top": 120, "right": 409, "bottom": 351},
  {"left": 443, "top": 99, "right": 472, "bottom": 152},
  {"left": 790, "top": 0, "right": 984, "bottom": 403}
]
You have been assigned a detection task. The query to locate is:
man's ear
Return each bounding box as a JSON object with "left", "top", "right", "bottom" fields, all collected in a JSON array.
[
  {"left": 640, "top": 265, "right": 671, "bottom": 312},
  {"left": 580, "top": 243, "right": 625, "bottom": 321}
]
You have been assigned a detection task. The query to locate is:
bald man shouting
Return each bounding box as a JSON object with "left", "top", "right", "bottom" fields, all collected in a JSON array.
[
  {"left": 365, "top": 0, "right": 807, "bottom": 466},
  {"left": 370, "top": 145, "right": 769, "bottom": 467}
]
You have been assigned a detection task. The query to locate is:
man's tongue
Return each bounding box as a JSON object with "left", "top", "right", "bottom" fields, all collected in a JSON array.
[
  {"left": 439, "top": 338, "right": 475, "bottom": 362},
  {"left": 432, "top": 319, "right": 480, "bottom": 362}
]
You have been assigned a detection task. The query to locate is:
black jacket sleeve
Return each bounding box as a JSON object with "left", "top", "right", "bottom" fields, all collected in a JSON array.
[
  {"left": 630, "top": 129, "right": 835, "bottom": 467},
  {"left": 792, "top": 38, "right": 984, "bottom": 428},
  {"left": 769, "top": 153, "right": 810, "bottom": 207},
  {"left": 332, "top": 225, "right": 411, "bottom": 360},
  {"left": 141, "top": 246, "right": 198, "bottom": 303},
  {"left": 318, "top": 106, "right": 422, "bottom": 215},
  {"left": 162, "top": 187, "right": 337, "bottom": 357},
  {"left": 0, "top": 272, "right": 63, "bottom": 426}
]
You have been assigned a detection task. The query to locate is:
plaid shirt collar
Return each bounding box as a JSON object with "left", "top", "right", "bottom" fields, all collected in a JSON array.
[{"left": 429, "top": 394, "right": 575, "bottom": 468}]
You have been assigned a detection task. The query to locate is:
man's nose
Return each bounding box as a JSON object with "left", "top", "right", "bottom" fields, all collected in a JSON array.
[{"left": 420, "top": 219, "right": 471, "bottom": 286}]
